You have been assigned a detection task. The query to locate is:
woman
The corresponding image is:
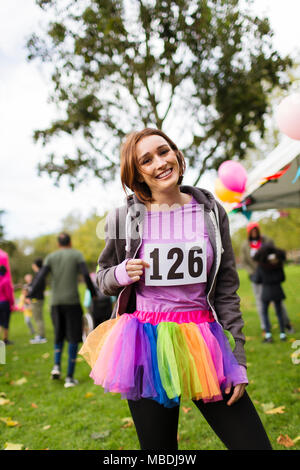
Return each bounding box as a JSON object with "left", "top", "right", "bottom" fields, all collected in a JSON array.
[{"left": 80, "top": 128, "right": 272, "bottom": 450}]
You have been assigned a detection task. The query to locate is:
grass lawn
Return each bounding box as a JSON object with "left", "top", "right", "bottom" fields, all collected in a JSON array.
[{"left": 0, "top": 266, "right": 299, "bottom": 450}]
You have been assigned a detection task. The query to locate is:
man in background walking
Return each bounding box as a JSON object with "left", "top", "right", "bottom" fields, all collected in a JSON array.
[{"left": 28, "top": 233, "right": 96, "bottom": 388}]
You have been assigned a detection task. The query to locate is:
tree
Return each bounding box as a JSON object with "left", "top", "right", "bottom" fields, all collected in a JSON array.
[
  {"left": 0, "top": 210, "right": 17, "bottom": 258},
  {"left": 0, "top": 210, "right": 4, "bottom": 241},
  {"left": 72, "top": 212, "right": 106, "bottom": 269},
  {"left": 27, "top": 0, "right": 293, "bottom": 188}
]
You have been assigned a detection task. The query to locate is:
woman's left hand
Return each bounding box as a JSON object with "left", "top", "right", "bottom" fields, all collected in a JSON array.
[{"left": 225, "top": 383, "right": 247, "bottom": 406}]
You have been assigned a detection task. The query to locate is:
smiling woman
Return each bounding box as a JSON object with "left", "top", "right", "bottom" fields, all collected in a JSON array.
[{"left": 79, "top": 127, "right": 272, "bottom": 451}]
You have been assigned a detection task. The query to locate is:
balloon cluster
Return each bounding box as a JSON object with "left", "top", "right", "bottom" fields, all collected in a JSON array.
[
  {"left": 214, "top": 161, "right": 247, "bottom": 203},
  {"left": 214, "top": 93, "right": 300, "bottom": 203}
]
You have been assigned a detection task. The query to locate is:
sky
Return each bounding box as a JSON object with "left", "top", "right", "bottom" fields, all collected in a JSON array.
[{"left": 1, "top": 0, "right": 300, "bottom": 241}]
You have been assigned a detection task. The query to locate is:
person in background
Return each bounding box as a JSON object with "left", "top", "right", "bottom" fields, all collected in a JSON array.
[
  {"left": 29, "top": 258, "right": 47, "bottom": 344},
  {"left": 0, "top": 264, "right": 15, "bottom": 345},
  {"left": 83, "top": 272, "right": 113, "bottom": 329},
  {"left": 241, "top": 222, "right": 293, "bottom": 335},
  {"left": 254, "top": 244, "right": 287, "bottom": 343},
  {"left": 18, "top": 274, "right": 36, "bottom": 338},
  {"left": 28, "top": 233, "right": 96, "bottom": 388}
]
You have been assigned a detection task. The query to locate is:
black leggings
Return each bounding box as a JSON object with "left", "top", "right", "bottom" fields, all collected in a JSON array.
[
  {"left": 262, "top": 300, "right": 285, "bottom": 334},
  {"left": 128, "top": 390, "right": 272, "bottom": 450}
]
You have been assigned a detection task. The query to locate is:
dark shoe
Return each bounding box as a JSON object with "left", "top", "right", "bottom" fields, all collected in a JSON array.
[
  {"left": 263, "top": 336, "right": 273, "bottom": 343},
  {"left": 4, "top": 339, "right": 14, "bottom": 345}
]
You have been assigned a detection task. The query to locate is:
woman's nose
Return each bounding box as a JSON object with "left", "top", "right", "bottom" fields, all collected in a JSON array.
[{"left": 154, "top": 154, "right": 167, "bottom": 168}]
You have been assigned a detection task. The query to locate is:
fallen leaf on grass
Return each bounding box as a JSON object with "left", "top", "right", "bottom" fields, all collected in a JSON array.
[
  {"left": 277, "top": 434, "right": 295, "bottom": 448},
  {"left": 0, "top": 398, "right": 11, "bottom": 406},
  {"left": 0, "top": 417, "right": 20, "bottom": 427},
  {"left": 42, "top": 425, "right": 51, "bottom": 430},
  {"left": 42, "top": 353, "right": 50, "bottom": 359},
  {"left": 84, "top": 392, "right": 95, "bottom": 398},
  {"left": 31, "top": 403, "right": 38, "bottom": 409},
  {"left": 4, "top": 442, "right": 24, "bottom": 450},
  {"left": 11, "top": 377, "right": 27, "bottom": 386},
  {"left": 182, "top": 407, "right": 191, "bottom": 414},
  {"left": 91, "top": 430, "right": 110, "bottom": 440},
  {"left": 261, "top": 402, "right": 275, "bottom": 413},
  {"left": 121, "top": 417, "right": 134, "bottom": 428},
  {"left": 265, "top": 406, "right": 285, "bottom": 415}
]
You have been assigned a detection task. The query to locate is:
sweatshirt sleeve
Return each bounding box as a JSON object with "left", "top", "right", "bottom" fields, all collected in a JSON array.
[
  {"left": 114, "top": 259, "right": 135, "bottom": 286},
  {"left": 96, "top": 209, "right": 128, "bottom": 296}
]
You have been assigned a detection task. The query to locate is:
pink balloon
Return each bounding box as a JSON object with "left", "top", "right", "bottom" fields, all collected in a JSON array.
[
  {"left": 276, "top": 94, "right": 300, "bottom": 140},
  {"left": 218, "top": 161, "right": 247, "bottom": 193}
]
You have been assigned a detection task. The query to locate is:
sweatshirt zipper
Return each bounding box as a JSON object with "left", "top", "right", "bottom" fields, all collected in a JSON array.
[{"left": 206, "top": 209, "right": 223, "bottom": 323}]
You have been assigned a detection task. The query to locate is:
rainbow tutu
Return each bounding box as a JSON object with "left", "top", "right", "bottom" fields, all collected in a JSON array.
[{"left": 79, "top": 310, "right": 245, "bottom": 408}]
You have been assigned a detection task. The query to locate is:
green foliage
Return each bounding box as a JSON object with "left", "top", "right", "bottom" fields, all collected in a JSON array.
[
  {"left": 8, "top": 212, "right": 106, "bottom": 283},
  {"left": 0, "top": 210, "right": 17, "bottom": 259},
  {"left": 72, "top": 212, "right": 106, "bottom": 270},
  {"left": 0, "top": 210, "right": 5, "bottom": 241},
  {"left": 27, "top": 0, "right": 293, "bottom": 188}
]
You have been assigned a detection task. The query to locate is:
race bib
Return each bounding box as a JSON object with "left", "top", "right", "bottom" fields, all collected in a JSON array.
[{"left": 144, "top": 241, "right": 207, "bottom": 286}]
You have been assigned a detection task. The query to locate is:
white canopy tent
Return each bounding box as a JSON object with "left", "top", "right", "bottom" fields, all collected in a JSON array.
[{"left": 239, "top": 137, "right": 300, "bottom": 210}]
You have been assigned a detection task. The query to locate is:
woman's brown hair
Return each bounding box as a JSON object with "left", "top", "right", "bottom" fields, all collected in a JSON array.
[{"left": 120, "top": 128, "right": 186, "bottom": 203}]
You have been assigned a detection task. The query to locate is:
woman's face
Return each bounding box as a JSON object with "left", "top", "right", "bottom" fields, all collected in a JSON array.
[
  {"left": 136, "top": 134, "right": 180, "bottom": 195},
  {"left": 250, "top": 228, "right": 259, "bottom": 239}
]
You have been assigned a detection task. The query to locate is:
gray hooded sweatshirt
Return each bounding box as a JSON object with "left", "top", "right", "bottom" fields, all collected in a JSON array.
[{"left": 96, "top": 185, "right": 246, "bottom": 367}]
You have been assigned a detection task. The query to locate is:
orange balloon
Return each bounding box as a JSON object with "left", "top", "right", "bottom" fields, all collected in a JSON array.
[{"left": 214, "top": 178, "right": 242, "bottom": 203}]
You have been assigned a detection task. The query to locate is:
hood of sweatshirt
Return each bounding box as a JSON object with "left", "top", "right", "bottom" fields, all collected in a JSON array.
[{"left": 126, "top": 185, "right": 216, "bottom": 212}]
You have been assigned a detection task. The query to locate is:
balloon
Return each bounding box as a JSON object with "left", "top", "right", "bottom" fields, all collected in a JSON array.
[
  {"left": 218, "top": 160, "right": 247, "bottom": 193},
  {"left": 214, "top": 178, "right": 242, "bottom": 203},
  {"left": 276, "top": 94, "right": 300, "bottom": 140}
]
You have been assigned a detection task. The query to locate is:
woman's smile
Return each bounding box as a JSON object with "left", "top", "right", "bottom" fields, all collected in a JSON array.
[{"left": 155, "top": 168, "right": 173, "bottom": 179}]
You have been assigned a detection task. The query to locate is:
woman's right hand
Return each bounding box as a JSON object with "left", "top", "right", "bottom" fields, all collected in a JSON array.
[{"left": 125, "top": 259, "right": 150, "bottom": 282}]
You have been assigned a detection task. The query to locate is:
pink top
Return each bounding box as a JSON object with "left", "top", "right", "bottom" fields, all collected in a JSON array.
[
  {"left": 116, "top": 196, "right": 214, "bottom": 312},
  {"left": 0, "top": 249, "right": 14, "bottom": 309}
]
